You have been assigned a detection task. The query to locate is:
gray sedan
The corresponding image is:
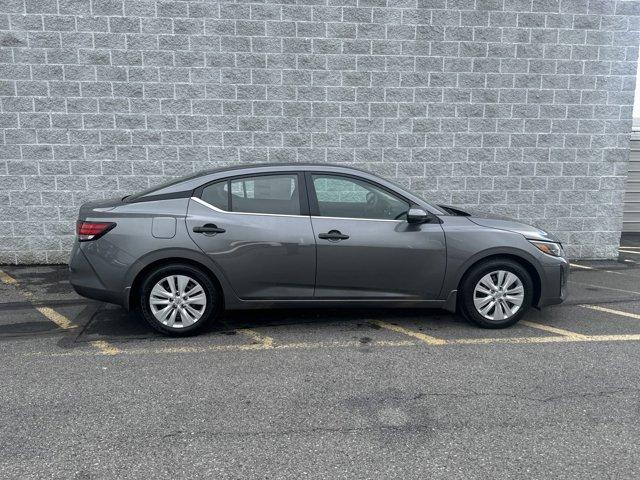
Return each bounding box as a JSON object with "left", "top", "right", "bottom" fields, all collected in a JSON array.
[{"left": 69, "top": 164, "right": 569, "bottom": 336}]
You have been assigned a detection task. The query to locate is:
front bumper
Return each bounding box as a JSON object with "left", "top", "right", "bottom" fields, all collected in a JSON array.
[{"left": 537, "top": 257, "right": 569, "bottom": 308}]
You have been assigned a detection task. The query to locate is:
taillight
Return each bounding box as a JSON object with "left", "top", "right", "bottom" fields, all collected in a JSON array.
[{"left": 76, "top": 221, "right": 116, "bottom": 241}]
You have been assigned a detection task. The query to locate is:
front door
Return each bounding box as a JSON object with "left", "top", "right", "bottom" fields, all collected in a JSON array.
[
  {"left": 307, "top": 173, "right": 446, "bottom": 300},
  {"left": 186, "top": 173, "right": 316, "bottom": 300}
]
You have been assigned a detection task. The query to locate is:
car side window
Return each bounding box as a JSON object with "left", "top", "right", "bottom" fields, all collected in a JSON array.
[
  {"left": 201, "top": 180, "right": 228, "bottom": 211},
  {"left": 230, "top": 174, "right": 300, "bottom": 215},
  {"left": 311, "top": 174, "right": 410, "bottom": 220},
  {"left": 200, "top": 174, "right": 300, "bottom": 215}
]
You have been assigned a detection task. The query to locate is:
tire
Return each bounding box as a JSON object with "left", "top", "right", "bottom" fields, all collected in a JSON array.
[
  {"left": 458, "top": 258, "right": 533, "bottom": 329},
  {"left": 138, "top": 263, "right": 219, "bottom": 336}
]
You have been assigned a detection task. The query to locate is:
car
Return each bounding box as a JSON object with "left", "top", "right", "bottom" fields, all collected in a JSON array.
[{"left": 69, "top": 163, "right": 569, "bottom": 336}]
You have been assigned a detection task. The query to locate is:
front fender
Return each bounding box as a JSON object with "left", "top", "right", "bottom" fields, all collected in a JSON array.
[{"left": 438, "top": 217, "right": 545, "bottom": 301}]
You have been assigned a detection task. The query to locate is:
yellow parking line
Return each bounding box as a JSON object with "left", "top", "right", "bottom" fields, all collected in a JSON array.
[
  {"left": 587, "top": 334, "right": 640, "bottom": 341},
  {"left": 26, "top": 332, "right": 640, "bottom": 358},
  {"left": 90, "top": 340, "right": 121, "bottom": 356},
  {"left": 0, "top": 269, "right": 18, "bottom": 285},
  {"left": 448, "top": 335, "right": 579, "bottom": 345},
  {"left": 581, "top": 304, "right": 640, "bottom": 320},
  {"left": 28, "top": 339, "right": 419, "bottom": 357},
  {"left": 570, "top": 263, "right": 593, "bottom": 270},
  {"left": 1, "top": 270, "right": 119, "bottom": 356},
  {"left": 569, "top": 281, "right": 640, "bottom": 296},
  {"left": 274, "top": 339, "right": 415, "bottom": 350},
  {"left": 520, "top": 320, "right": 589, "bottom": 339},
  {"left": 602, "top": 270, "right": 629, "bottom": 276},
  {"left": 237, "top": 328, "right": 274, "bottom": 348},
  {"left": 372, "top": 320, "right": 446, "bottom": 345},
  {"left": 35, "top": 306, "right": 77, "bottom": 330}
]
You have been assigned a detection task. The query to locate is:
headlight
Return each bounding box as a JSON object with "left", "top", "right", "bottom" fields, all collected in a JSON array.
[{"left": 529, "top": 240, "right": 563, "bottom": 257}]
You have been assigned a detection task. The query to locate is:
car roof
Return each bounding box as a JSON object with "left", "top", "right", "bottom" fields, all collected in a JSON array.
[{"left": 196, "top": 162, "right": 370, "bottom": 177}]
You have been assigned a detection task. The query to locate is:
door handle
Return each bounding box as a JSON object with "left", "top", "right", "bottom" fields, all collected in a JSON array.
[
  {"left": 318, "top": 230, "right": 349, "bottom": 241},
  {"left": 193, "top": 224, "right": 226, "bottom": 235}
]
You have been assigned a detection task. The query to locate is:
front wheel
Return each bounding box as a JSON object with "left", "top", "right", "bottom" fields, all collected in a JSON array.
[
  {"left": 459, "top": 259, "right": 533, "bottom": 329},
  {"left": 138, "top": 263, "right": 219, "bottom": 336}
]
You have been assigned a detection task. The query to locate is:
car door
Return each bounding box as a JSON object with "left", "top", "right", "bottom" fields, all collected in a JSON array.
[
  {"left": 306, "top": 172, "right": 446, "bottom": 300},
  {"left": 186, "top": 172, "right": 316, "bottom": 300}
]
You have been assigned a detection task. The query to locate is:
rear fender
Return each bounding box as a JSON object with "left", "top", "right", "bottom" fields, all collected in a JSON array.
[{"left": 122, "top": 247, "right": 239, "bottom": 310}]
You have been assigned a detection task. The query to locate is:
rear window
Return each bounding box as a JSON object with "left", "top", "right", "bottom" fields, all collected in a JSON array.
[{"left": 125, "top": 172, "right": 203, "bottom": 202}]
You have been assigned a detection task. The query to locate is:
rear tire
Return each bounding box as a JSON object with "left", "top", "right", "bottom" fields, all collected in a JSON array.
[
  {"left": 459, "top": 258, "right": 533, "bottom": 329},
  {"left": 138, "top": 263, "right": 219, "bottom": 336}
]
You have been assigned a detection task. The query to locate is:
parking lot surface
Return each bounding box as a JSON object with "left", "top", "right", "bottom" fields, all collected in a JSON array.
[{"left": 1, "top": 240, "right": 640, "bottom": 478}]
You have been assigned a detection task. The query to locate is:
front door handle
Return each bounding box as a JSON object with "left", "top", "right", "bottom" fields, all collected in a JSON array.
[
  {"left": 318, "top": 230, "right": 349, "bottom": 241},
  {"left": 193, "top": 224, "right": 226, "bottom": 235}
]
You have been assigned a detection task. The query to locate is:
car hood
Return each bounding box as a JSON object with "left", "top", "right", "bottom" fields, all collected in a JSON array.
[{"left": 468, "top": 216, "right": 560, "bottom": 243}]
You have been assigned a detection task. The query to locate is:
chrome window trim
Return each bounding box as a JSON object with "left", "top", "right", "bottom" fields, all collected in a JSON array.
[
  {"left": 310, "top": 215, "right": 404, "bottom": 223},
  {"left": 192, "top": 198, "right": 406, "bottom": 223},
  {"left": 191, "top": 197, "right": 307, "bottom": 219}
]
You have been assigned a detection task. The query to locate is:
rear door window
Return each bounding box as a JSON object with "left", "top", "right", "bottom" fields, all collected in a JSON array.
[
  {"left": 200, "top": 174, "right": 300, "bottom": 215},
  {"left": 230, "top": 174, "right": 299, "bottom": 215},
  {"left": 201, "top": 180, "right": 228, "bottom": 211}
]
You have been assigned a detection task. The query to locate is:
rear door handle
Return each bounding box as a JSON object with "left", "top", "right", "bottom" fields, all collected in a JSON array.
[
  {"left": 193, "top": 223, "right": 226, "bottom": 234},
  {"left": 318, "top": 230, "right": 349, "bottom": 241}
]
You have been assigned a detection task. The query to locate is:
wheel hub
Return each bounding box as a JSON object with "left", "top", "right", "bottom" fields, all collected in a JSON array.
[
  {"left": 149, "top": 274, "right": 207, "bottom": 328},
  {"left": 473, "top": 270, "right": 525, "bottom": 321}
]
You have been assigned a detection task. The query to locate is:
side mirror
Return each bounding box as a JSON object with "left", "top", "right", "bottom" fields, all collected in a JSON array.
[{"left": 406, "top": 208, "right": 430, "bottom": 224}]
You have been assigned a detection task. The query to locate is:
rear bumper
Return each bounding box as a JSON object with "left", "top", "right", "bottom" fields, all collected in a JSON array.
[
  {"left": 537, "top": 258, "right": 569, "bottom": 308},
  {"left": 69, "top": 242, "right": 125, "bottom": 307}
]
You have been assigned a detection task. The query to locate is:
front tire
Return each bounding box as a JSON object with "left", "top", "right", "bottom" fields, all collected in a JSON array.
[
  {"left": 459, "top": 259, "right": 533, "bottom": 329},
  {"left": 139, "top": 263, "right": 218, "bottom": 336}
]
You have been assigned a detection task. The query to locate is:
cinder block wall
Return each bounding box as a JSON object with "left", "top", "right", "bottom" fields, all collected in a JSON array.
[{"left": 0, "top": 0, "right": 638, "bottom": 263}]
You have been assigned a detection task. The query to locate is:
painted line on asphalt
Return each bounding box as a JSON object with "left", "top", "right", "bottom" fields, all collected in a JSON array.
[
  {"left": 27, "top": 339, "right": 418, "bottom": 357},
  {"left": 90, "top": 340, "right": 122, "bottom": 356},
  {"left": 569, "top": 264, "right": 636, "bottom": 277},
  {"left": 619, "top": 249, "right": 640, "bottom": 255},
  {"left": 601, "top": 270, "right": 633, "bottom": 276},
  {"left": 35, "top": 306, "right": 77, "bottom": 330},
  {"left": 22, "top": 333, "right": 640, "bottom": 358},
  {"left": 581, "top": 304, "right": 640, "bottom": 320},
  {"left": 570, "top": 263, "right": 593, "bottom": 270},
  {"left": 0, "top": 268, "right": 122, "bottom": 354},
  {"left": 569, "top": 280, "right": 640, "bottom": 296},
  {"left": 371, "top": 320, "right": 447, "bottom": 345},
  {"left": 520, "top": 320, "right": 589, "bottom": 339},
  {"left": 0, "top": 269, "right": 18, "bottom": 285},
  {"left": 237, "top": 328, "right": 274, "bottom": 348},
  {"left": 448, "top": 335, "right": 580, "bottom": 345}
]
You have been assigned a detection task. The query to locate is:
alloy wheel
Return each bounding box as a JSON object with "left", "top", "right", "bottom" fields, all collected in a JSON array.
[
  {"left": 472, "top": 270, "right": 525, "bottom": 321},
  {"left": 149, "top": 275, "right": 207, "bottom": 328}
]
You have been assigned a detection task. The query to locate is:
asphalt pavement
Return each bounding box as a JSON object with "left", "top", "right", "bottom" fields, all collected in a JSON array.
[{"left": 1, "top": 242, "right": 640, "bottom": 479}]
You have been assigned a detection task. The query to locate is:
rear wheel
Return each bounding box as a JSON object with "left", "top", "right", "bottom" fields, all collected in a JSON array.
[
  {"left": 459, "top": 259, "right": 533, "bottom": 329},
  {"left": 139, "top": 263, "right": 218, "bottom": 336}
]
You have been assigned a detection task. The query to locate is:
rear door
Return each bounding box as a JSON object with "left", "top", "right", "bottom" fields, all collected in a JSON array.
[
  {"left": 186, "top": 172, "right": 316, "bottom": 300},
  {"left": 306, "top": 172, "right": 446, "bottom": 300}
]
